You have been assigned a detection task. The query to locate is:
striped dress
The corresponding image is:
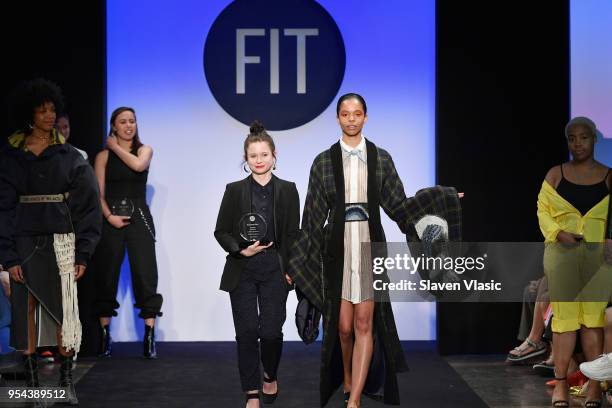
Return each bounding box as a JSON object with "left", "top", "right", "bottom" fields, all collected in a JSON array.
[{"left": 340, "top": 137, "right": 373, "bottom": 303}]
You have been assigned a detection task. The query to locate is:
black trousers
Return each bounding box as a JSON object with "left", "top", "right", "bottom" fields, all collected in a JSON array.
[
  {"left": 93, "top": 204, "right": 162, "bottom": 319},
  {"left": 230, "top": 250, "right": 288, "bottom": 391}
]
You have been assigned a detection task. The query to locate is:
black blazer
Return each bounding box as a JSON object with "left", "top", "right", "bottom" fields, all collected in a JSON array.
[{"left": 214, "top": 174, "right": 300, "bottom": 292}]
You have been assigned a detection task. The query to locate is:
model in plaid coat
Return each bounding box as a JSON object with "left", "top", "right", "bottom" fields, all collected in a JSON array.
[{"left": 288, "top": 94, "right": 461, "bottom": 407}]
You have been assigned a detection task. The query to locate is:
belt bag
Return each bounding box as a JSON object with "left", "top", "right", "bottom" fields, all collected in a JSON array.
[{"left": 345, "top": 202, "right": 369, "bottom": 222}]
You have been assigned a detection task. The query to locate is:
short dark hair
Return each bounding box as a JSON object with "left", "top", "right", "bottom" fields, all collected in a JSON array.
[
  {"left": 10, "top": 78, "right": 64, "bottom": 134},
  {"left": 336, "top": 93, "right": 367, "bottom": 117}
]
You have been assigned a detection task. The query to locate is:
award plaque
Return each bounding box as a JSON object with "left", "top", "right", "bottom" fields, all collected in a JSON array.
[
  {"left": 110, "top": 198, "right": 134, "bottom": 217},
  {"left": 239, "top": 212, "right": 267, "bottom": 242}
]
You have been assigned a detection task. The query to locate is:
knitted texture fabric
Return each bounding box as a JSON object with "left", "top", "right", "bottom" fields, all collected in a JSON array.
[{"left": 53, "top": 233, "right": 81, "bottom": 352}]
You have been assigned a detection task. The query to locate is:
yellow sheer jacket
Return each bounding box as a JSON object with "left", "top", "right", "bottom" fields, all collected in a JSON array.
[{"left": 537, "top": 180, "right": 609, "bottom": 243}]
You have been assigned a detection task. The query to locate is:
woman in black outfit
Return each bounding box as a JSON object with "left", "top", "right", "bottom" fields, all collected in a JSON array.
[
  {"left": 93, "top": 107, "right": 163, "bottom": 358},
  {"left": 214, "top": 121, "right": 300, "bottom": 408},
  {"left": 0, "top": 79, "right": 102, "bottom": 405}
]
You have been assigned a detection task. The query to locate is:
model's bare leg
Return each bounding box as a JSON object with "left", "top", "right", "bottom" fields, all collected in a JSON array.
[
  {"left": 347, "top": 300, "right": 374, "bottom": 408},
  {"left": 26, "top": 293, "right": 37, "bottom": 354},
  {"left": 22, "top": 293, "right": 40, "bottom": 388},
  {"left": 338, "top": 300, "right": 355, "bottom": 394}
]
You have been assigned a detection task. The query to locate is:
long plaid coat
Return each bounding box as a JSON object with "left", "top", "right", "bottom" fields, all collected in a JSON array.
[{"left": 288, "top": 139, "right": 462, "bottom": 406}]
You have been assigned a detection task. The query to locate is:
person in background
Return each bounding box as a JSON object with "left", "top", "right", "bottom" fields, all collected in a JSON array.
[
  {"left": 57, "top": 112, "right": 88, "bottom": 160},
  {"left": 92, "top": 106, "right": 162, "bottom": 359},
  {"left": 0, "top": 265, "right": 12, "bottom": 355},
  {"left": 538, "top": 116, "right": 610, "bottom": 408},
  {"left": 0, "top": 264, "right": 9, "bottom": 387},
  {"left": 507, "top": 277, "right": 549, "bottom": 365}
]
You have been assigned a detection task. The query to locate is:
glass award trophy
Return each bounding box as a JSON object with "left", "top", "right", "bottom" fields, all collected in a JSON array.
[
  {"left": 239, "top": 212, "right": 268, "bottom": 242},
  {"left": 110, "top": 198, "right": 135, "bottom": 217}
]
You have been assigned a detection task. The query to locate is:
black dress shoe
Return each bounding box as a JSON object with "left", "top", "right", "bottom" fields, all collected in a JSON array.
[
  {"left": 144, "top": 325, "right": 157, "bottom": 359},
  {"left": 262, "top": 376, "right": 278, "bottom": 404}
]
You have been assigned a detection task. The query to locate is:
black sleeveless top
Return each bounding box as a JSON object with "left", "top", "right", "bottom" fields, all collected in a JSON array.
[
  {"left": 556, "top": 165, "right": 609, "bottom": 215},
  {"left": 105, "top": 150, "right": 148, "bottom": 199}
]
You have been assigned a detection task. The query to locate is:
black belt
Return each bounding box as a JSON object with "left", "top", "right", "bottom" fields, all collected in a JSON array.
[{"left": 19, "top": 193, "right": 69, "bottom": 203}]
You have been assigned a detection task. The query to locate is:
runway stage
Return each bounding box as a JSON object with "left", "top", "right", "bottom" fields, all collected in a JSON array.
[{"left": 1, "top": 342, "right": 563, "bottom": 407}]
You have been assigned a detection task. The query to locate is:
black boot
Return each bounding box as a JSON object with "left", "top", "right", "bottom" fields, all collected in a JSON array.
[
  {"left": 143, "top": 325, "right": 157, "bottom": 359},
  {"left": 22, "top": 353, "right": 39, "bottom": 387},
  {"left": 58, "top": 354, "right": 78, "bottom": 405},
  {"left": 98, "top": 324, "right": 112, "bottom": 357}
]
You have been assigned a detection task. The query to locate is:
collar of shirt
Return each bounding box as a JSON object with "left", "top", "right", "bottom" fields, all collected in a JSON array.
[
  {"left": 8, "top": 128, "right": 65, "bottom": 152},
  {"left": 340, "top": 135, "right": 366, "bottom": 163},
  {"left": 250, "top": 174, "right": 274, "bottom": 193}
]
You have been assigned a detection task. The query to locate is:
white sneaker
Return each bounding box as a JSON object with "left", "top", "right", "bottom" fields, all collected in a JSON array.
[{"left": 580, "top": 353, "right": 612, "bottom": 381}]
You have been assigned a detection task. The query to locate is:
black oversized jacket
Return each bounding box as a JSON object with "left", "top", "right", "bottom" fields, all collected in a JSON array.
[
  {"left": 0, "top": 131, "right": 102, "bottom": 268},
  {"left": 214, "top": 174, "right": 300, "bottom": 292}
]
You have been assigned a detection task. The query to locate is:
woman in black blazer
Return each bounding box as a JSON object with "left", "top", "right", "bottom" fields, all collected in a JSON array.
[{"left": 214, "top": 121, "right": 300, "bottom": 408}]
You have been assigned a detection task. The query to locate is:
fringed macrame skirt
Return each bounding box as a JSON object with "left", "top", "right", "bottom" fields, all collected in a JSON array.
[{"left": 10, "top": 235, "right": 64, "bottom": 350}]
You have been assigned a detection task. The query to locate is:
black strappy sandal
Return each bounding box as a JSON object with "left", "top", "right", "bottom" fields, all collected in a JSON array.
[
  {"left": 246, "top": 392, "right": 260, "bottom": 406},
  {"left": 552, "top": 377, "right": 569, "bottom": 407},
  {"left": 344, "top": 391, "right": 351, "bottom": 405},
  {"left": 262, "top": 376, "right": 278, "bottom": 404}
]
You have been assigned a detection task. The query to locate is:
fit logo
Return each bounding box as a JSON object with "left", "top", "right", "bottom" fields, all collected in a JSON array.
[
  {"left": 236, "top": 28, "right": 318, "bottom": 95},
  {"left": 204, "top": 0, "right": 345, "bottom": 131}
]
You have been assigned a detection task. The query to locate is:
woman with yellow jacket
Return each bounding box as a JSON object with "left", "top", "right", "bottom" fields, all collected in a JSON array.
[{"left": 538, "top": 117, "right": 610, "bottom": 408}]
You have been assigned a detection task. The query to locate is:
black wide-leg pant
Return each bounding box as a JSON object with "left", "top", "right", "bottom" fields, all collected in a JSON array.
[
  {"left": 230, "top": 250, "right": 288, "bottom": 391},
  {"left": 93, "top": 204, "right": 163, "bottom": 319}
]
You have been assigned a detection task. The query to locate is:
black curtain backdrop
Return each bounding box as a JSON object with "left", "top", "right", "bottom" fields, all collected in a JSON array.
[
  {"left": 2, "top": 1, "right": 573, "bottom": 355},
  {"left": 0, "top": 1, "right": 106, "bottom": 161},
  {"left": 436, "top": 1, "right": 570, "bottom": 354},
  {"left": 0, "top": 1, "right": 106, "bottom": 356}
]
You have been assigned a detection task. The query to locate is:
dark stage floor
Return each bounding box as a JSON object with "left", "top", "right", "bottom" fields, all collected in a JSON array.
[{"left": 0, "top": 342, "right": 569, "bottom": 407}]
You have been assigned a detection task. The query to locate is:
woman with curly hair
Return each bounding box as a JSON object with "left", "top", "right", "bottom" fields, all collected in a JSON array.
[{"left": 0, "top": 78, "right": 102, "bottom": 405}]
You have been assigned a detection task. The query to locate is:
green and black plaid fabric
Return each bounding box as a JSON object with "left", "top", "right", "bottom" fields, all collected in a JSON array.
[
  {"left": 288, "top": 146, "right": 462, "bottom": 309},
  {"left": 287, "top": 140, "right": 463, "bottom": 406}
]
